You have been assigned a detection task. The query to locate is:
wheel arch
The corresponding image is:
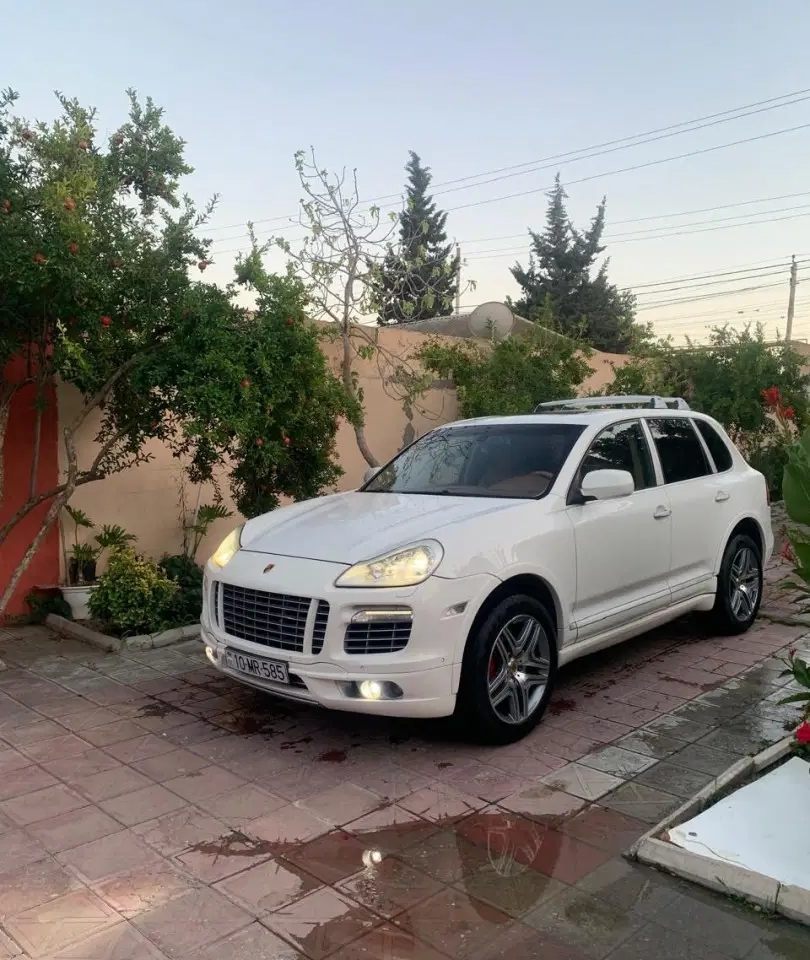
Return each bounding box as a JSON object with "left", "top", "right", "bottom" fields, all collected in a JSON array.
[
  {"left": 465, "top": 574, "right": 564, "bottom": 651},
  {"left": 715, "top": 516, "right": 765, "bottom": 573}
]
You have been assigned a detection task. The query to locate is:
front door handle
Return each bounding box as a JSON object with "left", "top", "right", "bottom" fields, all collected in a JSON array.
[
  {"left": 653, "top": 505, "right": 671, "bottom": 519},
  {"left": 715, "top": 491, "right": 730, "bottom": 502}
]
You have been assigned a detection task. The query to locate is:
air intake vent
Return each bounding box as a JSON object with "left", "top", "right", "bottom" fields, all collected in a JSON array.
[
  {"left": 344, "top": 621, "right": 412, "bottom": 655},
  {"left": 311, "top": 600, "right": 330, "bottom": 655}
]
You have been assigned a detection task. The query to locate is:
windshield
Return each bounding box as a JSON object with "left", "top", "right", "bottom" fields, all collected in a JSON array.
[{"left": 363, "top": 423, "right": 585, "bottom": 499}]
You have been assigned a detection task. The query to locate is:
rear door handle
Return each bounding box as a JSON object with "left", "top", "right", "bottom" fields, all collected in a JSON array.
[
  {"left": 653, "top": 506, "right": 671, "bottom": 519},
  {"left": 715, "top": 491, "right": 730, "bottom": 502}
]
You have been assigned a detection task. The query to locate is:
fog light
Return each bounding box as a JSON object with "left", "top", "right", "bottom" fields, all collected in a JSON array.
[
  {"left": 205, "top": 646, "right": 218, "bottom": 666},
  {"left": 359, "top": 680, "right": 383, "bottom": 701}
]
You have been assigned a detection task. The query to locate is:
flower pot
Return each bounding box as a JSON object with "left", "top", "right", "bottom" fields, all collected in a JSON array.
[
  {"left": 60, "top": 584, "right": 98, "bottom": 621},
  {"left": 68, "top": 560, "right": 97, "bottom": 585}
]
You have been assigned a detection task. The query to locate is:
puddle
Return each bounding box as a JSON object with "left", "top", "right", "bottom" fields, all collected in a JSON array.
[
  {"left": 548, "top": 697, "right": 578, "bottom": 715},
  {"left": 187, "top": 829, "right": 276, "bottom": 861}
]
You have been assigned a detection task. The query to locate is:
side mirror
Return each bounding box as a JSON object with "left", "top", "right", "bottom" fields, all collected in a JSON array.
[
  {"left": 363, "top": 466, "right": 381, "bottom": 485},
  {"left": 580, "top": 469, "right": 634, "bottom": 501}
]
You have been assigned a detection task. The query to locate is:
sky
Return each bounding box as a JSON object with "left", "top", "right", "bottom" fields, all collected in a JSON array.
[{"left": 6, "top": 0, "right": 810, "bottom": 343}]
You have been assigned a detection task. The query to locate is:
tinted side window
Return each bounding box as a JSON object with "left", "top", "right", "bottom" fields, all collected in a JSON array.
[
  {"left": 580, "top": 420, "right": 656, "bottom": 490},
  {"left": 695, "top": 419, "right": 733, "bottom": 472},
  {"left": 648, "top": 418, "right": 710, "bottom": 483}
]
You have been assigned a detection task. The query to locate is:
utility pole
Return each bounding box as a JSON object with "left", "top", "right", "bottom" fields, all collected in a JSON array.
[
  {"left": 786, "top": 254, "right": 798, "bottom": 341},
  {"left": 455, "top": 243, "right": 461, "bottom": 316}
]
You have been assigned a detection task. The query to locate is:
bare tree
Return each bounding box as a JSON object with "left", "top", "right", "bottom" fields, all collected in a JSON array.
[{"left": 274, "top": 149, "right": 475, "bottom": 468}]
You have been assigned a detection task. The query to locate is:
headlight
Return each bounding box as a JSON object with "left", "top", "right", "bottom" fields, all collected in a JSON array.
[
  {"left": 335, "top": 541, "right": 444, "bottom": 588},
  {"left": 210, "top": 524, "right": 244, "bottom": 568}
]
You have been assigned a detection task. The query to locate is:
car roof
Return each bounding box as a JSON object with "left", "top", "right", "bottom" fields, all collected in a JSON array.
[{"left": 440, "top": 409, "right": 715, "bottom": 430}]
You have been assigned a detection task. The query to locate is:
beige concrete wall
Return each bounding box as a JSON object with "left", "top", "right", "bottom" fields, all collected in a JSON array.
[{"left": 58, "top": 325, "right": 621, "bottom": 567}]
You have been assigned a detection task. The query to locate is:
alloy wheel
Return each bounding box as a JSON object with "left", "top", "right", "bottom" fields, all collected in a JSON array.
[{"left": 486, "top": 614, "right": 551, "bottom": 725}]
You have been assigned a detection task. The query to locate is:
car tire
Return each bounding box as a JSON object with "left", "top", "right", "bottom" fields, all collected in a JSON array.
[
  {"left": 711, "top": 532, "right": 763, "bottom": 635},
  {"left": 455, "top": 593, "right": 558, "bottom": 745}
]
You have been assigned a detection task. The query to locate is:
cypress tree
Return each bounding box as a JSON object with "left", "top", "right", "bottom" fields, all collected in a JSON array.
[
  {"left": 510, "top": 175, "right": 646, "bottom": 353},
  {"left": 374, "top": 152, "right": 460, "bottom": 325}
]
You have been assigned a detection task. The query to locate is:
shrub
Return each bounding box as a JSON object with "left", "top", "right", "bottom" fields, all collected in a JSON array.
[
  {"left": 159, "top": 554, "right": 204, "bottom": 626},
  {"left": 26, "top": 591, "right": 72, "bottom": 623},
  {"left": 88, "top": 548, "right": 177, "bottom": 636}
]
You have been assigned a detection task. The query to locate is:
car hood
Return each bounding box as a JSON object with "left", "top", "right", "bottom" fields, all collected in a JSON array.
[{"left": 240, "top": 491, "right": 533, "bottom": 565}]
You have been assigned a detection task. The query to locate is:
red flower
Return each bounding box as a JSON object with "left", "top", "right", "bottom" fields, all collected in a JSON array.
[
  {"left": 68, "top": 242, "right": 79, "bottom": 256},
  {"left": 761, "top": 386, "right": 781, "bottom": 407},
  {"left": 63, "top": 197, "right": 75, "bottom": 212},
  {"left": 32, "top": 252, "right": 47, "bottom": 265},
  {"left": 784, "top": 407, "right": 796, "bottom": 420},
  {"left": 1, "top": 199, "right": 9, "bottom": 213},
  {"left": 781, "top": 541, "right": 795, "bottom": 563},
  {"left": 796, "top": 721, "right": 810, "bottom": 745}
]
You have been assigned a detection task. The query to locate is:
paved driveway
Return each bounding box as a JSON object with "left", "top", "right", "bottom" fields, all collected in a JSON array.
[{"left": 0, "top": 612, "right": 808, "bottom": 959}]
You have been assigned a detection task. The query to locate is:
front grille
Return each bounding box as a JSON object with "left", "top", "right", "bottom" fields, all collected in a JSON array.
[
  {"left": 221, "top": 584, "right": 311, "bottom": 652},
  {"left": 344, "top": 620, "right": 412, "bottom": 655},
  {"left": 311, "top": 600, "right": 330, "bottom": 654}
]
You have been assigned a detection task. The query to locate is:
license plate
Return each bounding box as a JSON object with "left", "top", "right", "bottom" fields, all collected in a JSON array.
[{"left": 224, "top": 650, "right": 289, "bottom": 685}]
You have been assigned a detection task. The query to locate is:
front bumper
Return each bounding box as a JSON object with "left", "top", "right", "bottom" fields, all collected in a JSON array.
[{"left": 201, "top": 550, "right": 498, "bottom": 719}]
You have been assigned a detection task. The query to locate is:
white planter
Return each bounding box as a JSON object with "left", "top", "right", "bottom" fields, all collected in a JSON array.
[{"left": 60, "top": 584, "right": 98, "bottom": 621}]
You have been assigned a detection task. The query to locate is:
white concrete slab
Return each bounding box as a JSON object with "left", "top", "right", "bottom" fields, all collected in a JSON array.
[{"left": 669, "top": 756, "right": 810, "bottom": 890}]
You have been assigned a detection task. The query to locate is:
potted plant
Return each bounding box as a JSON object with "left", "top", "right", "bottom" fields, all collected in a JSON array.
[{"left": 60, "top": 510, "right": 137, "bottom": 620}]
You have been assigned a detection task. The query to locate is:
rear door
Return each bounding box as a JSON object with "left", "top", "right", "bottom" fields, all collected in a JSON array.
[
  {"left": 645, "top": 416, "right": 728, "bottom": 603},
  {"left": 568, "top": 419, "right": 673, "bottom": 641}
]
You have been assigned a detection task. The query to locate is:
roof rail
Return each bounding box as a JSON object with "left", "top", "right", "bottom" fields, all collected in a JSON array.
[{"left": 534, "top": 395, "right": 690, "bottom": 413}]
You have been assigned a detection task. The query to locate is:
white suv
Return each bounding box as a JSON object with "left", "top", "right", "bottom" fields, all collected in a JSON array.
[{"left": 202, "top": 396, "right": 773, "bottom": 744}]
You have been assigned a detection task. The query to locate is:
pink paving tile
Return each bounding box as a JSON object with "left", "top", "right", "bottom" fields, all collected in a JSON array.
[
  {"left": 27, "top": 806, "right": 122, "bottom": 854},
  {"left": 518, "top": 829, "right": 613, "bottom": 884},
  {"left": 46, "top": 922, "right": 167, "bottom": 959},
  {"left": 441, "top": 762, "right": 527, "bottom": 803},
  {"left": 75, "top": 766, "right": 154, "bottom": 803},
  {"left": 394, "top": 887, "right": 512, "bottom": 959},
  {"left": 337, "top": 858, "right": 443, "bottom": 919},
  {"left": 0, "top": 783, "right": 87, "bottom": 826},
  {"left": 92, "top": 860, "right": 197, "bottom": 918},
  {"left": 5, "top": 889, "right": 120, "bottom": 958},
  {"left": 162, "top": 765, "right": 246, "bottom": 803},
  {"left": 79, "top": 720, "right": 147, "bottom": 747},
  {"left": 196, "top": 783, "right": 286, "bottom": 825},
  {"left": 188, "top": 921, "right": 303, "bottom": 960},
  {"left": 175, "top": 834, "right": 277, "bottom": 884},
  {"left": 349, "top": 764, "right": 433, "bottom": 802},
  {"left": 399, "top": 785, "right": 485, "bottom": 824},
  {"left": 131, "top": 808, "right": 229, "bottom": 858},
  {"left": 130, "top": 748, "right": 211, "bottom": 782},
  {"left": 263, "top": 886, "right": 381, "bottom": 960},
  {"left": 329, "top": 922, "right": 466, "bottom": 960},
  {"left": 215, "top": 857, "right": 323, "bottom": 914},
  {"left": 540, "top": 730, "right": 602, "bottom": 762},
  {"left": 132, "top": 886, "right": 253, "bottom": 959},
  {"left": 2, "top": 718, "right": 66, "bottom": 745},
  {"left": 484, "top": 749, "right": 569, "bottom": 781},
  {"left": 18, "top": 734, "right": 93, "bottom": 764},
  {"left": 57, "top": 830, "right": 164, "bottom": 884},
  {"left": 0, "top": 829, "right": 50, "bottom": 873},
  {"left": 343, "top": 805, "right": 438, "bottom": 855},
  {"left": 0, "top": 764, "right": 57, "bottom": 802},
  {"left": 0, "top": 857, "right": 82, "bottom": 920},
  {"left": 255, "top": 763, "right": 356, "bottom": 803},
  {"left": 282, "top": 830, "right": 369, "bottom": 885},
  {"left": 298, "top": 783, "right": 383, "bottom": 826},
  {"left": 0, "top": 747, "right": 36, "bottom": 775},
  {"left": 246, "top": 803, "right": 331, "bottom": 846},
  {"left": 101, "top": 733, "right": 178, "bottom": 764},
  {"left": 41, "top": 749, "right": 122, "bottom": 782},
  {"left": 99, "top": 784, "right": 189, "bottom": 826},
  {"left": 55, "top": 707, "right": 121, "bottom": 732}
]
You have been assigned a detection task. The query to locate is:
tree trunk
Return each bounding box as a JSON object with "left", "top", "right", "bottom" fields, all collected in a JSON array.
[{"left": 340, "top": 326, "right": 378, "bottom": 469}]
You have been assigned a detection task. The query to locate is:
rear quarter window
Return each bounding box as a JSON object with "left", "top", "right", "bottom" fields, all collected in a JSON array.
[{"left": 694, "top": 419, "right": 733, "bottom": 472}]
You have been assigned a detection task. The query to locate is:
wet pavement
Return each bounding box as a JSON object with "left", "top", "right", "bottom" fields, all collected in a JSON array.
[{"left": 0, "top": 612, "right": 808, "bottom": 958}]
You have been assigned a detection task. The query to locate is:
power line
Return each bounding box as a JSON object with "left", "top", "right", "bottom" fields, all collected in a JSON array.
[
  {"left": 636, "top": 281, "right": 788, "bottom": 311},
  {"left": 627, "top": 256, "right": 810, "bottom": 290},
  {"left": 203, "top": 86, "right": 810, "bottom": 232},
  {"left": 446, "top": 121, "right": 810, "bottom": 213},
  {"left": 633, "top": 268, "right": 793, "bottom": 298}
]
